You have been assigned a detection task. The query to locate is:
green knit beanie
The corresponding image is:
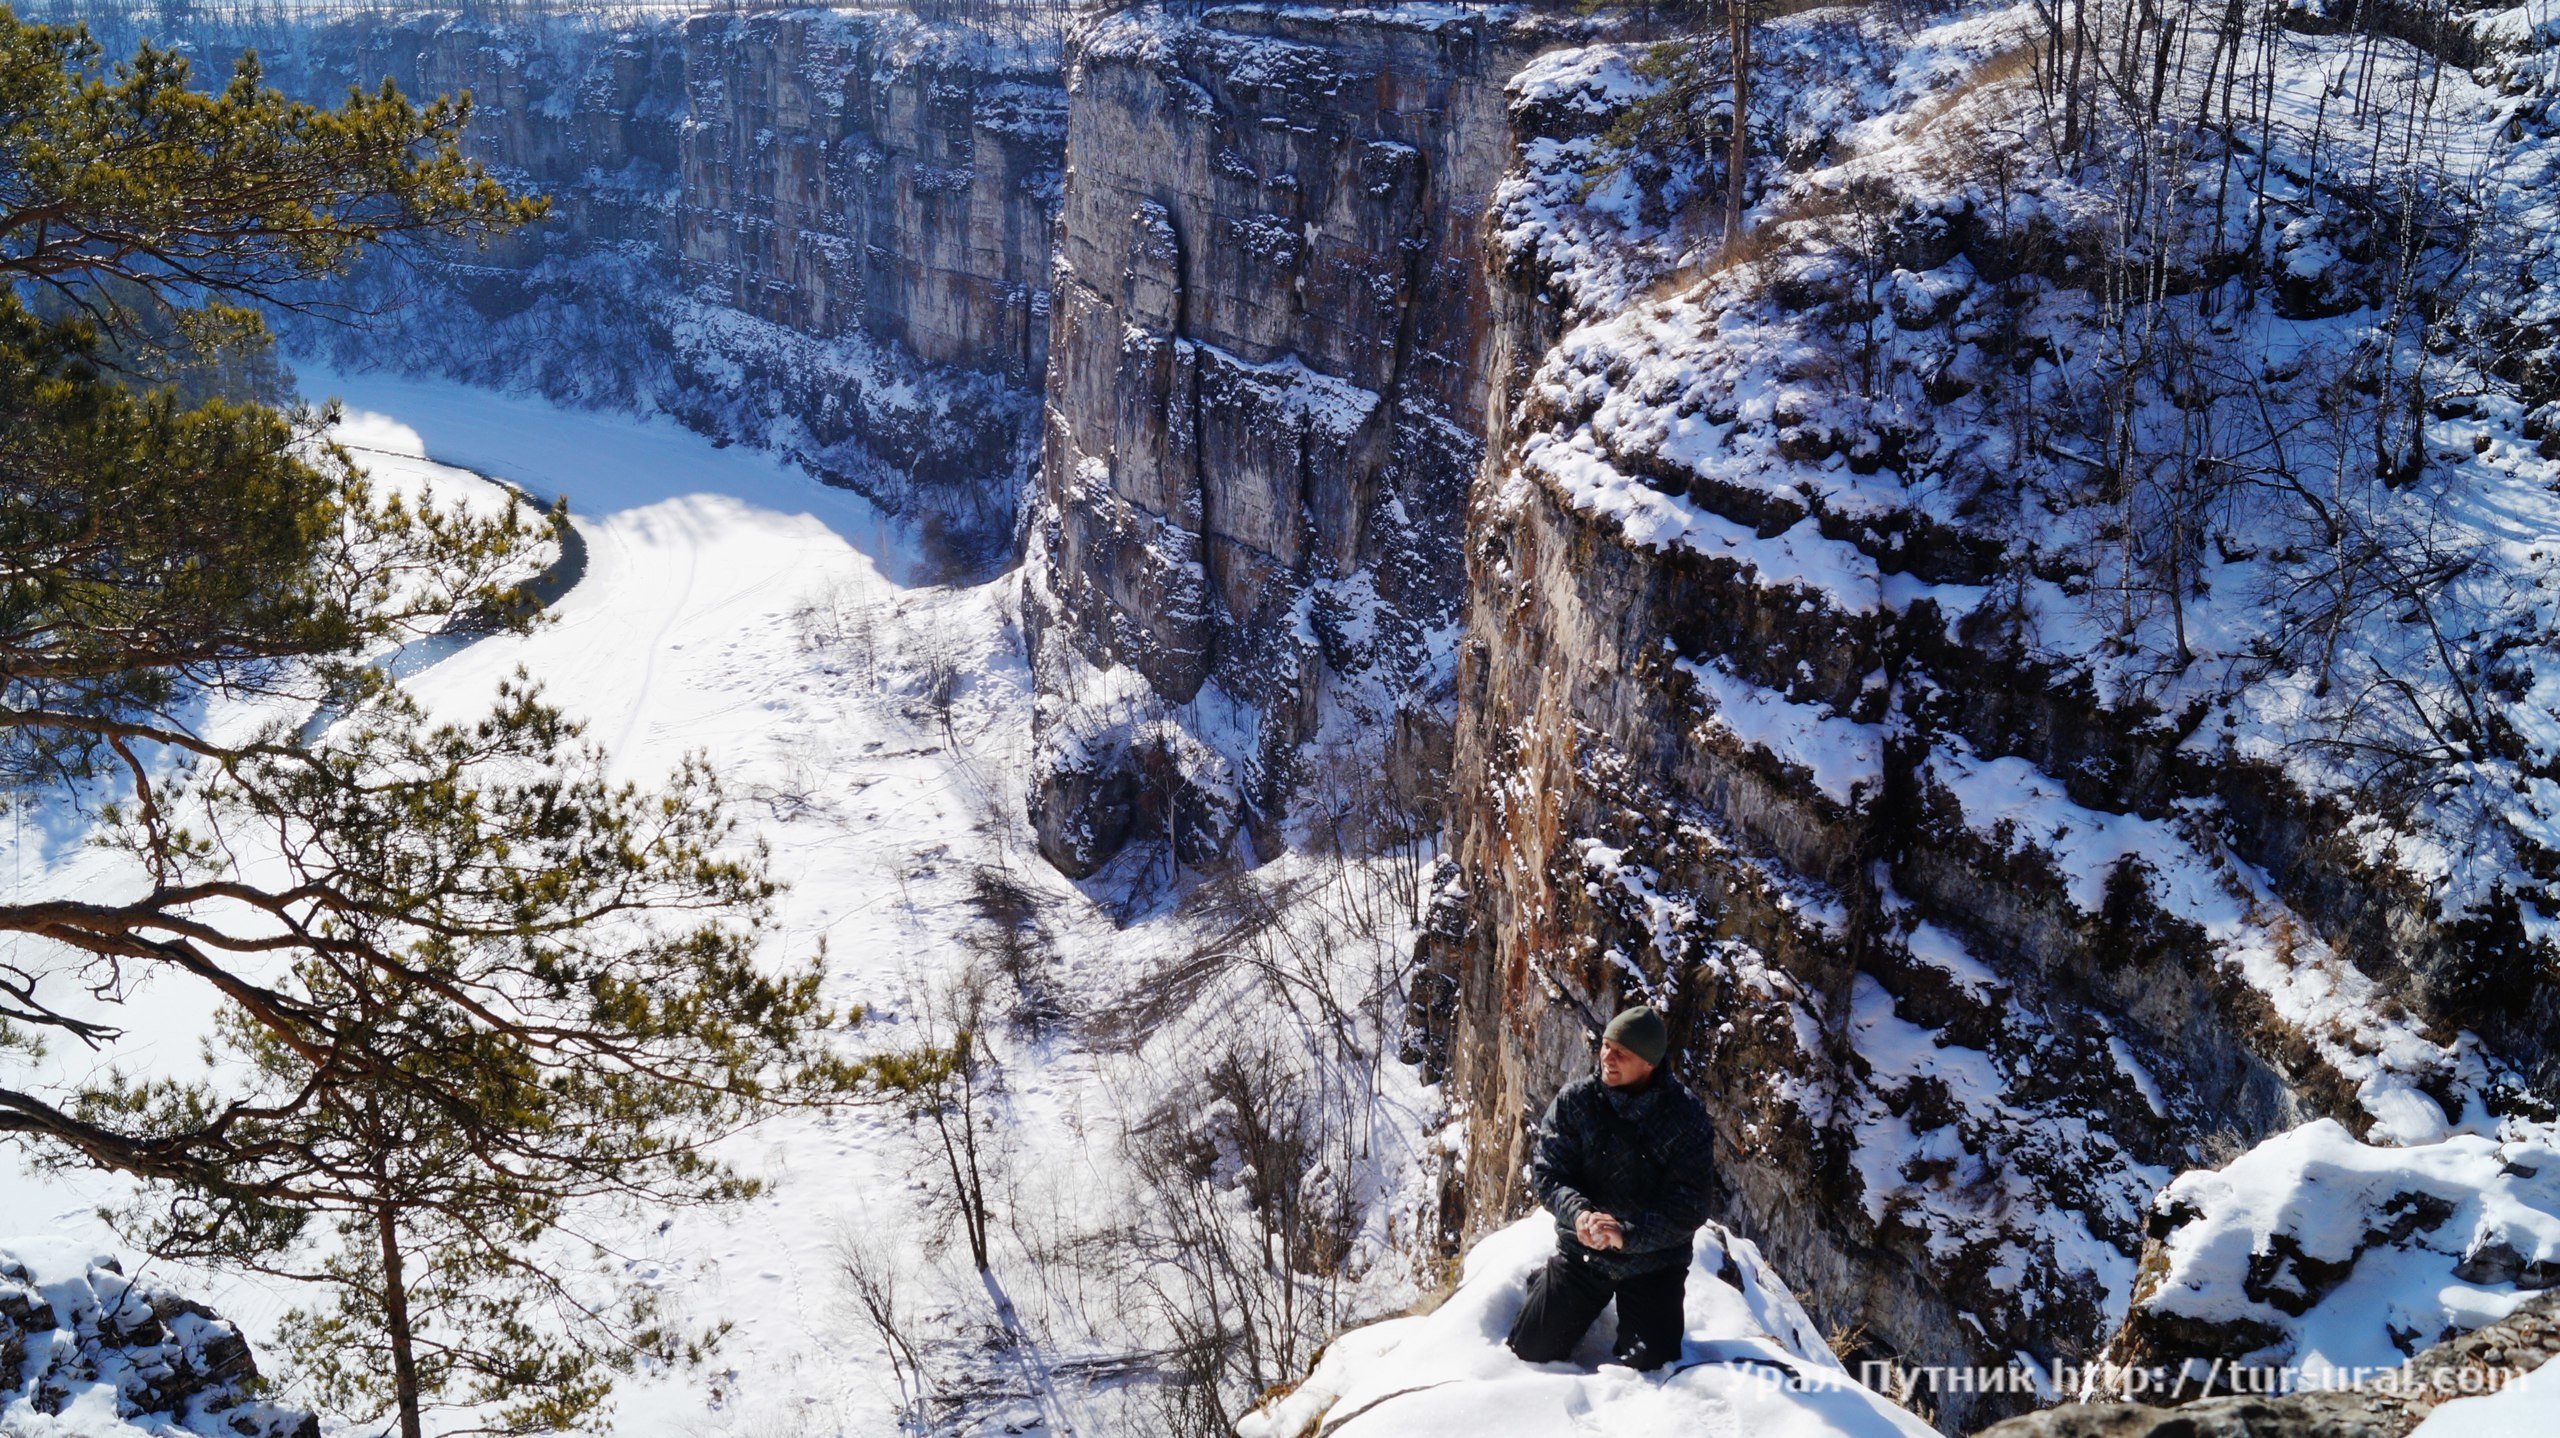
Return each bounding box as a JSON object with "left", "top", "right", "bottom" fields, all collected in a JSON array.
[{"left": 1602, "top": 1005, "right": 1668, "bottom": 1065}]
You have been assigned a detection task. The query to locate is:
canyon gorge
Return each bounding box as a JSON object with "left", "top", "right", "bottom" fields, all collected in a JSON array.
[{"left": 30, "top": 0, "right": 2560, "bottom": 1433}]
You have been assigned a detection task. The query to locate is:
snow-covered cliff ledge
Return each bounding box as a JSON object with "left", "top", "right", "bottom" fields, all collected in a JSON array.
[
  {"left": 2115, "top": 1119, "right": 2560, "bottom": 1389},
  {"left": 1240, "top": 1216, "right": 1933, "bottom": 1438}
]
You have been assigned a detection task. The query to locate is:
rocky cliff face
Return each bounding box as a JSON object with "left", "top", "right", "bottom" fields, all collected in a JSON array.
[
  {"left": 81, "top": 6, "right": 2560, "bottom": 1432},
  {"left": 146, "top": 0, "right": 1543, "bottom": 877},
  {"left": 1020, "top": 3, "right": 1609, "bottom": 877},
  {"left": 157, "top": 7, "right": 1065, "bottom": 557},
  {"left": 1407, "top": 11, "right": 2560, "bottom": 1432}
]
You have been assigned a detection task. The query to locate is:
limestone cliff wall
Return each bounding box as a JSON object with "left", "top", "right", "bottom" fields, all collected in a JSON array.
[
  {"left": 99, "top": 10, "right": 2560, "bottom": 1431},
  {"left": 1406, "top": 26, "right": 2560, "bottom": 1433},
  {"left": 1021, "top": 2, "right": 1609, "bottom": 877}
]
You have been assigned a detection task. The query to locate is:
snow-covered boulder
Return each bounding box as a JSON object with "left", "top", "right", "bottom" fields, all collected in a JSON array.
[
  {"left": 1237, "top": 1216, "right": 1934, "bottom": 1438},
  {"left": 2115, "top": 1120, "right": 2560, "bottom": 1388},
  {"left": 1978, "top": 1287, "right": 2560, "bottom": 1438},
  {"left": 0, "top": 1240, "right": 312, "bottom": 1438}
]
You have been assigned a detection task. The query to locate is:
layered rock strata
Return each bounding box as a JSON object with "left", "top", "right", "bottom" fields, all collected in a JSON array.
[
  {"left": 1408, "top": 18, "right": 2560, "bottom": 1433},
  {"left": 86, "top": 7, "right": 2560, "bottom": 1431},
  {"left": 1021, "top": 2, "right": 1606, "bottom": 876}
]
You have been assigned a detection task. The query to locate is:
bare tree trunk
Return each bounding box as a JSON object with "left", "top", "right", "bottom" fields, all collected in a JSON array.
[
  {"left": 1726, "top": 0, "right": 1751, "bottom": 236},
  {"left": 2065, "top": 0, "right": 2088, "bottom": 158},
  {"left": 959, "top": 1051, "right": 991, "bottom": 1269},
  {"left": 377, "top": 1203, "right": 425, "bottom": 1438}
]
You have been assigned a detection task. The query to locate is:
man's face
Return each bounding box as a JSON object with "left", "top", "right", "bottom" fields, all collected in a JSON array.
[{"left": 1599, "top": 1038, "right": 1655, "bottom": 1089}]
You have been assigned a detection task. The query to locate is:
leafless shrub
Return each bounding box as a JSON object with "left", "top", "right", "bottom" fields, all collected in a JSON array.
[
  {"left": 958, "top": 864, "right": 1064, "bottom": 1033},
  {"left": 742, "top": 750, "right": 835, "bottom": 824},
  {"left": 1064, "top": 849, "right": 1429, "bottom": 1433},
  {"left": 1083, "top": 873, "right": 1309, "bottom": 1052},
  {"left": 791, "top": 578, "right": 880, "bottom": 681},
  {"left": 833, "top": 1233, "right": 943, "bottom": 1435},
  {"left": 1111, "top": 1040, "right": 1362, "bottom": 1437}
]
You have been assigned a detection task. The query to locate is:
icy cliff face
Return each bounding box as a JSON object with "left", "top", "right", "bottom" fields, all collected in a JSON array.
[
  {"left": 1019, "top": 2, "right": 1599, "bottom": 878},
  {"left": 1409, "top": 5, "right": 2560, "bottom": 1429},
  {"left": 154, "top": 7, "right": 1065, "bottom": 559},
  {"left": 0, "top": 1242, "right": 312, "bottom": 1438}
]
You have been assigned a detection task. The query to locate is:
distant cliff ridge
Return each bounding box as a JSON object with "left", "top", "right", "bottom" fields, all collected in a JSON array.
[
  {"left": 128, "top": 4, "right": 1067, "bottom": 562},
  {"left": 133, "top": 0, "right": 1526, "bottom": 867}
]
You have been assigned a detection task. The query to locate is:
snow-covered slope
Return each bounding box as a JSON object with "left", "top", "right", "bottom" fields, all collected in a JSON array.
[
  {"left": 0, "top": 368, "right": 1450, "bottom": 1437},
  {"left": 1239, "top": 1217, "right": 1934, "bottom": 1438}
]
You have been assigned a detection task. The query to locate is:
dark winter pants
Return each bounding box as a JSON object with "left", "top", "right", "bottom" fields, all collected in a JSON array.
[{"left": 1504, "top": 1251, "right": 1687, "bottom": 1371}]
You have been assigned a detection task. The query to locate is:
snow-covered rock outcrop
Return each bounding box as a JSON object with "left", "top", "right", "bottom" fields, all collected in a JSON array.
[
  {"left": 0, "top": 1241, "right": 310, "bottom": 1438},
  {"left": 1414, "top": 2, "right": 2560, "bottom": 1427},
  {"left": 2117, "top": 1119, "right": 2560, "bottom": 1386},
  {"left": 1239, "top": 1215, "right": 1933, "bottom": 1438},
  {"left": 1980, "top": 1286, "right": 2560, "bottom": 1438}
]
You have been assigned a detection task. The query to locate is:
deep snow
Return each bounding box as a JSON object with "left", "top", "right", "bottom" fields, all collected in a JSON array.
[
  {"left": 0, "top": 366, "right": 2034, "bottom": 1438},
  {"left": 1237, "top": 1216, "right": 1937, "bottom": 1438}
]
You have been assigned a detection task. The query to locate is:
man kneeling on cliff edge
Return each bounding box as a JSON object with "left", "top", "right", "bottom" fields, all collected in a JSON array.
[{"left": 1506, "top": 1004, "right": 1718, "bottom": 1373}]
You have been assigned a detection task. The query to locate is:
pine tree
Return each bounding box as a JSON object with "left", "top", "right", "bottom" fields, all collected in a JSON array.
[
  {"left": 1588, "top": 0, "right": 1757, "bottom": 237},
  {"left": 0, "top": 14, "right": 872, "bottom": 1436}
]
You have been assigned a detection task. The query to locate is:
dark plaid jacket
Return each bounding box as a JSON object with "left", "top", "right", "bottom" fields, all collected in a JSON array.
[{"left": 1528, "top": 1068, "right": 1717, "bottom": 1279}]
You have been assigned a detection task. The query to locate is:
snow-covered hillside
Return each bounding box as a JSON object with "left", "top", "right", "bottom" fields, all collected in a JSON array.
[{"left": 1, "top": 370, "right": 1446, "bottom": 1437}]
